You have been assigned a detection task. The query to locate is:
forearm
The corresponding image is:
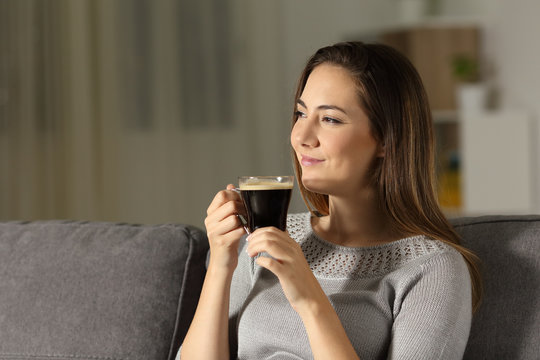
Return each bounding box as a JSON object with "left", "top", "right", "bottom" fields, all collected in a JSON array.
[
  {"left": 180, "top": 265, "right": 234, "bottom": 360},
  {"left": 299, "top": 295, "right": 361, "bottom": 360}
]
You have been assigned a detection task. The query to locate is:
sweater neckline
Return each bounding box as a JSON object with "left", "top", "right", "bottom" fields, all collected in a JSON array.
[
  {"left": 301, "top": 212, "right": 427, "bottom": 251},
  {"left": 287, "top": 212, "right": 451, "bottom": 278}
]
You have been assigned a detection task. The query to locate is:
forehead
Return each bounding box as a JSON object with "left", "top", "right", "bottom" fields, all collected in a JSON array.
[{"left": 300, "top": 64, "right": 360, "bottom": 106}]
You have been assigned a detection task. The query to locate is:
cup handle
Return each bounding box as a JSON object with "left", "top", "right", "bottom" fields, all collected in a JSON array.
[{"left": 231, "top": 188, "right": 250, "bottom": 235}]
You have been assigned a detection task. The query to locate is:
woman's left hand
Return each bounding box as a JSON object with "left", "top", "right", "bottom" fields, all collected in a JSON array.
[{"left": 246, "top": 227, "right": 326, "bottom": 314}]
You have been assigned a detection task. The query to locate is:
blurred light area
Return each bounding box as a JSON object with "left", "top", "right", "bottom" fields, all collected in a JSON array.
[{"left": 1, "top": 0, "right": 538, "bottom": 228}]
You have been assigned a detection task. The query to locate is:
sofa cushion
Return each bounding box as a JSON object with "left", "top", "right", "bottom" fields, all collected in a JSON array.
[
  {"left": 0, "top": 220, "right": 208, "bottom": 360},
  {"left": 452, "top": 215, "right": 540, "bottom": 360}
]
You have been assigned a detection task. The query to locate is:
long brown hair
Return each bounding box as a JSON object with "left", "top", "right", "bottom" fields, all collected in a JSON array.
[{"left": 292, "top": 42, "right": 482, "bottom": 312}]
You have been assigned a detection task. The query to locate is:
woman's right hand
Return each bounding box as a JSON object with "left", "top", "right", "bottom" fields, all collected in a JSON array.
[
  {"left": 204, "top": 184, "right": 247, "bottom": 272},
  {"left": 181, "top": 184, "right": 246, "bottom": 359}
]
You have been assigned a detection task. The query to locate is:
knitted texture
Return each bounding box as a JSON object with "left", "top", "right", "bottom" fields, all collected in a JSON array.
[
  {"left": 228, "top": 212, "right": 472, "bottom": 360},
  {"left": 288, "top": 212, "right": 449, "bottom": 278}
]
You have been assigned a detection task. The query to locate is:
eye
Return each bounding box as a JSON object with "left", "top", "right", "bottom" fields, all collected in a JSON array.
[
  {"left": 322, "top": 116, "right": 342, "bottom": 124},
  {"left": 295, "top": 110, "right": 307, "bottom": 119}
]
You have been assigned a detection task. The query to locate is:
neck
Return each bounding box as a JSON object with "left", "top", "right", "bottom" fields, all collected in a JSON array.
[{"left": 314, "top": 191, "right": 402, "bottom": 247}]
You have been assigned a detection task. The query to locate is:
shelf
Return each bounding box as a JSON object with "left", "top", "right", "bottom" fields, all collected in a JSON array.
[{"left": 460, "top": 110, "right": 533, "bottom": 215}]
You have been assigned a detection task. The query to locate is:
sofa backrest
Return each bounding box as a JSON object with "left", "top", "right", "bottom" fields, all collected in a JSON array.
[
  {"left": 452, "top": 215, "right": 540, "bottom": 360},
  {"left": 2, "top": 216, "right": 538, "bottom": 359},
  {"left": 0, "top": 220, "right": 208, "bottom": 360}
]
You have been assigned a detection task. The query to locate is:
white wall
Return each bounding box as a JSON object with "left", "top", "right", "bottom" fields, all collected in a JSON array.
[{"left": 482, "top": 0, "right": 540, "bottom": 211}]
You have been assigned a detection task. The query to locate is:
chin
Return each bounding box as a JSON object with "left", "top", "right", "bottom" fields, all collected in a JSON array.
[{"left": 300, "top": 177, "right": 330, "bottom": 195}]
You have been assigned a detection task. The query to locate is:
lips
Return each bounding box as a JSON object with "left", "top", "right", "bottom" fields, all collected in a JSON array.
[{"left": 300, "top": 155, "right": 324, "bottom": 166}]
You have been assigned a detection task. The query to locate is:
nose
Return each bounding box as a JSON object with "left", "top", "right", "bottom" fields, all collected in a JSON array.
[{"left": 291, "top": 117, "right": 319, "bottom": 149}]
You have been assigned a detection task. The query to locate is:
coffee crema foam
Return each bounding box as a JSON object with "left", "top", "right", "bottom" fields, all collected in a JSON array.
[{"left": 239, "top": 181, "right": 293, "bottom": 191}]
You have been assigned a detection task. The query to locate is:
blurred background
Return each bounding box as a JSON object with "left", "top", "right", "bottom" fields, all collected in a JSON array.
[{"left": 1, "top": 0, "right": 538, "bottom": 228}]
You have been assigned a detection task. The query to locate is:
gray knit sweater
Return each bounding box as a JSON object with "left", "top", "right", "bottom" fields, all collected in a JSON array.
[{"left": 228, "top": 212, "right": 472, "bottom": 359}]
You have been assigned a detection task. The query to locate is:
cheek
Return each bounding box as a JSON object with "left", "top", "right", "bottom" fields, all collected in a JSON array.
[
  {"left": 290, "top": 124, "right": 301, "bottom": 153},
  {"left": 332, "top": 136, "right": 377, "bottom": 167},
  {"left": 326, "top": 135, "right": 353, "bottom": 157}
]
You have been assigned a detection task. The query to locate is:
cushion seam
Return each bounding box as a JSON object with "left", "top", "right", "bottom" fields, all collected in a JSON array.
[
  {"left": 166, "top": 226, "right": 195, "bottom": 360},
  {"left": 453, "top": 218, "right": 540, "bottom": 228}
]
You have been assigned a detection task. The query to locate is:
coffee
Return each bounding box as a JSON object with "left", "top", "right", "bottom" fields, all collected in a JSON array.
[{"left": 239, "top": 177, "right": 293, "bottom": 232}]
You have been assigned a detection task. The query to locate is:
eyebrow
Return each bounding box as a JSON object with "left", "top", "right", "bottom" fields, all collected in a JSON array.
[{"left": 296, "top": 99, "right": 348, "bottom": 115}]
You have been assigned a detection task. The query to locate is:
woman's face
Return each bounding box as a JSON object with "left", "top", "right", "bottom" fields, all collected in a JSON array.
[{"left": 291, "top": 63, "right": 383, "bottom": 197}]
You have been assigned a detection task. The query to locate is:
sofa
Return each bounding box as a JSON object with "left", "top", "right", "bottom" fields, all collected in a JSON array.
[{"left": 0, "top": 215, "right": 538, "bottom": 360}]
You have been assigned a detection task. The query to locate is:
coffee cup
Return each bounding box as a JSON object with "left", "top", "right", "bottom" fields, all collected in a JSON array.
[{"left": 237, "top": 176, "right": 294, "bottom": 233}]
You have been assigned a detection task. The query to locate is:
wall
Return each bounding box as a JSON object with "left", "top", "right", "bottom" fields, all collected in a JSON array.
[
  {"left": 410, "top": 0, "right": 540, "bottom": 213},
  {"left": 490, "top": 0, "right": 540, "bottom": 210},
  {"left": 282, "top": 0, "right": 540, "bottom": 214},
  {"left": 412, "top": 0, "right": 540, "bottom": 214},
  {"left": 1, "top": 0, "right": 539, "bottom": 229},
  {"left": 1, "top": 0, "right": 403, "bottom": 227}
]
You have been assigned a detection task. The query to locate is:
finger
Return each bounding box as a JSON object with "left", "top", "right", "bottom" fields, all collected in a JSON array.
[
  {"left": 212, "top": 226, "right": 247, "bottom": 248},
  {"left": 255, "top": 255, "right": 283, "bottom": 275},
  {"left": 206, "top": 186, "right": 242, "bottom": 215},
  {"left": 249, "top": 226, "right": 285, "bottom": 238},
  {"left": 246, "top": 231, "right": 292, "bottom": 259},
  {"left": 207, "top": 199, "right": 246, "bottom": 224},
  {"left": 226, "top": 184, "right": 247, "bottom": 217},
  {"left": 247, "top": 227, "right": 290, "bottom": 246},
  {"left": 247, "top": 239, "right": 289, "bottom": 259},
  {"left": 206, "top": 213, "right": 243, "bottom": 238}
]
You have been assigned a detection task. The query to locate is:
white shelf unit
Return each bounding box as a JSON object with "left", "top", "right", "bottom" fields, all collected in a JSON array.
[{"left": 460, "top": 110, "right": 533, "bottom": 215}]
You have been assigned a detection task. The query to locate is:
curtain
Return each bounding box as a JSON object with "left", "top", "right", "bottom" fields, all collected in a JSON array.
[{"left": 0, "top": 0, "right": 294, "bottom": 227}]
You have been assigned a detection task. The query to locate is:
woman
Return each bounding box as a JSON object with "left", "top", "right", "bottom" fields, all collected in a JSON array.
[{"left": 180, "top": 42, "right": 482, "bottom": 359}]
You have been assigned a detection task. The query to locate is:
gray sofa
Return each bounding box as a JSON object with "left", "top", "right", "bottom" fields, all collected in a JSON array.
[{"left": 0, "top": 215, "right": 538, "bottom": 360}]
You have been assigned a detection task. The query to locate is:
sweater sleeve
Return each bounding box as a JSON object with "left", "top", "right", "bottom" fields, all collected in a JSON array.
[
  {"left": 388, "top": 250, "right": 472, "bottom": 360},
  {"left": 228, "top": 238, "right": 254, "bottom": 358}
]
